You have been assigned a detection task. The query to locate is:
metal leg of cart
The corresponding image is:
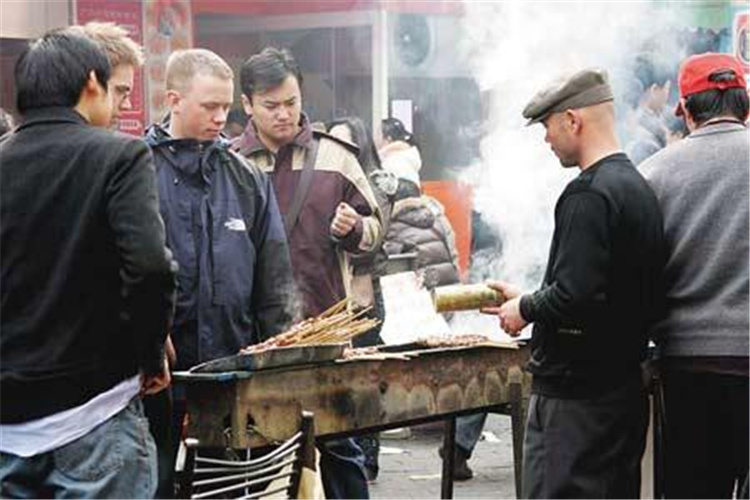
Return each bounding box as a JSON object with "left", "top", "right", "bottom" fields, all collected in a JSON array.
[
  {"left": 509, "top": 380, "right": 526, "bottom": 499},
  {"left": 440, "top": 416, "right": 457, "bottom": 499}
]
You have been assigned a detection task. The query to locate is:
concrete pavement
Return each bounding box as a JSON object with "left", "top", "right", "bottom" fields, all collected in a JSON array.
[{"left": 369, "top": 414, "right": 518, "bottom": 499}]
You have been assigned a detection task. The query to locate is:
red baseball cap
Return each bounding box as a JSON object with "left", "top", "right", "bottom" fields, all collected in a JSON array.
[{"left": 675, "top": 52, "right": 747, "bottom": 116}]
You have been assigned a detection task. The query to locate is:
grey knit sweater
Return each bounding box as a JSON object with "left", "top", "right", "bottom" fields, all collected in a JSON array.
[{"left": 641, "top": 121, "right": 749, "bottom": 357}]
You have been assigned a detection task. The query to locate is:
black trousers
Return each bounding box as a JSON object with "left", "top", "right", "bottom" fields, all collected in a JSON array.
[
  {"left": 661, "top": 369, "right": 749, "bottom": 499},
  {"left": 522, "top": 377, "right": 648, "bottom": 499}
]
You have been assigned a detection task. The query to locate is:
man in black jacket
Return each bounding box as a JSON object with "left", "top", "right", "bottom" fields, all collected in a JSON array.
[
  {"left": 483, "top": 68, "right": 665, "bottom": 498},
  {"left": 0, "top": 30, "right": 176, "bottom": 498}
]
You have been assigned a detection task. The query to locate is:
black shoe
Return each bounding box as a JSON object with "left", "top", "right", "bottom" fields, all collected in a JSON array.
[
  {"left": 453, "top": 454, "right": 474, "bottom": 481},
  {"left": 438, "top": 447, "right": 474, "bottom": 481},
  {"left": 364, "top": 466, "right": 378, "bottom": 483}
]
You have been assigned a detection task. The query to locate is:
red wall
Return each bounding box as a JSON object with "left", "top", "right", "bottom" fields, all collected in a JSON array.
[{"left": 422, "top": 180, "right": 472, "bottom": 277}]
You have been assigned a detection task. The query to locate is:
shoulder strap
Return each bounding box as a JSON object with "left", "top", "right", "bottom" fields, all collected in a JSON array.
[{"left": 284, "top": 138, "right": 319, "bottom": 235}]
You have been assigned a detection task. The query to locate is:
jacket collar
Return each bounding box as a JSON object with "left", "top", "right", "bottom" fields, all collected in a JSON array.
[
  {"left": 17, "top": 107, "right": 88, "bottom": 132},
  {"left": 233, "top": 112, "right": 314, "bottom": 156},
  {"left": 690, "top": 119, "right": 747, "bottom": 139}
]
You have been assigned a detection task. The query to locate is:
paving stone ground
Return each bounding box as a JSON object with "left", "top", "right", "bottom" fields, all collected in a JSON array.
[{"left": 369, "top": 414, "right": 518, "bottom": 499}]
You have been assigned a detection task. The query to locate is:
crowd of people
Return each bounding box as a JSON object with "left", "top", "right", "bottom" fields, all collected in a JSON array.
[{"left": 0, "top": 19, "right": 747, "bottom": 500}]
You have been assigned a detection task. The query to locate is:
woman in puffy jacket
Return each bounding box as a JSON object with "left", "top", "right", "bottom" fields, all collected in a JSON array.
[{"left": 384, "top": 178, "right": 460, "bottom": 290}]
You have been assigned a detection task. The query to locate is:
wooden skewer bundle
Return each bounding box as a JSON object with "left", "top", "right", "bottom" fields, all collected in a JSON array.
[{"left": 242, "top": 299, "right": 379, "bottom": 353}]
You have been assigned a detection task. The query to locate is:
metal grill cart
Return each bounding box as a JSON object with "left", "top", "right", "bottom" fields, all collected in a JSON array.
[{"left": 175, "top": 342, "right": 531, "bottom": 499}]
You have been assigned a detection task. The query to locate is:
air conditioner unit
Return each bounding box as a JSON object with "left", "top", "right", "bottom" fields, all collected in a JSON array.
[{"left": 388, "top": 13, "right": 471, "bottom": 79}]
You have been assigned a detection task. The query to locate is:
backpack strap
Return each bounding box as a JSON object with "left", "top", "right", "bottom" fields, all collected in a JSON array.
[{"left": 284, "top": 138, "right": 319, "bottom": 235}]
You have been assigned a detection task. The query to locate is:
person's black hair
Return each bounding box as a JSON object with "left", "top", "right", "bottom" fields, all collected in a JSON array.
[
  {"left": 240, "top": 47, "right": 303, "bottom": 101},
  {"left": 634, "top": 53, "right": 674, "bottom": 91},
  {"left": 226, "top": 108, "right": 248, "bottom": 128},
  {"left": 684, "top": 71, "right": 750, "bottom": 125},
  {"left": 15, "top": 29, "right": 111, "bottom": 114},
  {"left": 663, "top": 113, "right": 688, "bottom": 138},
  {"left": 381, "top": 117, "right": 416, "bottom": 146},
  {"left": 619, "top": 75, "right": 646, "bottom": 110},
  {"left": 394, "top": 178, "right": 420, "bottom": 201},
  {"left": 328, "top": 116, "right": 381, "bottom": 175}
]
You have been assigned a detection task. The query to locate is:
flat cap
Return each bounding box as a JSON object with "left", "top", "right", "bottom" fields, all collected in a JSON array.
[{"left": 522, "top": 68, "right": 614, "bottom": 125}]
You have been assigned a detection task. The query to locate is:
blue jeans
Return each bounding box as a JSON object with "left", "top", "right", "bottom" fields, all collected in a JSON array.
[
  {"left": 0, "top": 397, "right": 157, "bottom": 499},
  {"left": 456, "top": 413, "right": 487, "bottom": 458},
  {"left": 319, "top": 438, "right": 370, "bottom": 499}
]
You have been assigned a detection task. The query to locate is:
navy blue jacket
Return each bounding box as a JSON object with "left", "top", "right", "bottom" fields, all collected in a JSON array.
[{"left": 145, "top": 125, "right": 293, "bottom": 370}]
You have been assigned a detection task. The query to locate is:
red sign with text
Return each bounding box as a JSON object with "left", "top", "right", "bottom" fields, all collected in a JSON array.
[{"left": 76, "top": 0, "right": 145, "bottom": 136}]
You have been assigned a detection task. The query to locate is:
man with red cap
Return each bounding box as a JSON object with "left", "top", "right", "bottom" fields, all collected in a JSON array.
[{"left": 641, "top": 53, "right": 749, "bottom": 499}]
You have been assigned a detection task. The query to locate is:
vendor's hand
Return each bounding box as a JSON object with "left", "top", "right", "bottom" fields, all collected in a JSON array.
[
  {"left": 330, "top": 202, "right": 360, "bottom": 238},
  {"left": 480, "top": 281, "right": 527, "bottom": 337},
  {"left": 488, "top": 280, "right": 521, "bottom": 300},
  {"left": 497, "top": 297, "right": 528, "bottom": 337},
  {"left": 479, "top": 280, "right": 520, "bottom": 315},
  {"left": 140, "top": 357, "right": 171, "bottom": 396}
]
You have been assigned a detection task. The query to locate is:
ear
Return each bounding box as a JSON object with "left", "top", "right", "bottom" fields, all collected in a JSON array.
[
  {"left": 241, "top": 94, "right": 253, "bottom": 117},
  {"left": 165, "top": 89, "right": 181, "bottom": 111},
  {"left": 564, "top": 109, "right": 581, "bottom": 133},
  {"left": 82, "top": 70, "right": 104, "bottom": 96}
]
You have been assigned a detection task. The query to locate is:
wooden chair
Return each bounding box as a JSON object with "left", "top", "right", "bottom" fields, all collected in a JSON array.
[{"left": 177, "top": 411, "right": 315, "bottom": 499}]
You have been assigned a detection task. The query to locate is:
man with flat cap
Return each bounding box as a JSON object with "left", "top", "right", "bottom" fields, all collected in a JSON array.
[{"left": 481, "top": 68, "right": 666, "bottom": 498}]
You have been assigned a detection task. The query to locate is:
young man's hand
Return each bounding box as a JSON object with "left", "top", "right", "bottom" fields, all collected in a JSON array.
[
  {"left": 330, "top": 202, "right": 360, "bottom": 238},
  {"left": 140, "top": 357, "right": 171, "bottom": 395}
]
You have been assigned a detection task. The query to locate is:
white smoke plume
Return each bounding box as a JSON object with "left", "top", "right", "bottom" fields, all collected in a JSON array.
[
  {"left": 448, "top": 1, "right": 688, "bottom": 337},
  {"left": 458, "top": 0, "right": 686, "bottom": 291}
]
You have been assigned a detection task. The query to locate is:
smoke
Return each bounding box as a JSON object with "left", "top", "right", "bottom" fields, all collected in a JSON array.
[
  {"left": 457, "top": 0, "right": 687, "bottom": 292},
  {"left": 442, "top": 1, "right": 689, "bottom": 339}
]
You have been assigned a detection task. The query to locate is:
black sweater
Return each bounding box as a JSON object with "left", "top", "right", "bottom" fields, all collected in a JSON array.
[
  {"left": 0, "top": 108, "right": 176, "bottom": 423},
  {"left": 519, "top": 153, "right": 665, "bottom": 398}
]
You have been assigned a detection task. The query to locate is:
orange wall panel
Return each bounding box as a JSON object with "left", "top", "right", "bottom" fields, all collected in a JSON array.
[{"left": 422, "top": 180, "right": 472, "bottom": 277}]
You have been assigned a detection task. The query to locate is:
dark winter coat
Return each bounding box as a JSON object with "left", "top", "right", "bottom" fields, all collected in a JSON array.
[
  {"left": 1, "top": 108, "right": 176, "bottom": 423},
  {"left": 384, "top": 195, "right": 460, "bottom": 289},
  {"left": 145, "top": 124, "right": 293, "bottom": 370},
  {"left": 519, "top": 153, "right": 666, "bottom": 398}
]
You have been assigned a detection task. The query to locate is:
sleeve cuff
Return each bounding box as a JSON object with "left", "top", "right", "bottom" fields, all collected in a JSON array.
[
  {"left": 140, "top": 344, "right": 165, "bottom": 376},
  {"left": 519, "top": 294, "right": 535, "bottom": 323}
]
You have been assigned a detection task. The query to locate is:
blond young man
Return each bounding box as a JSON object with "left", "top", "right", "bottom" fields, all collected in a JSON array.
[
  {"left": 67, "top": 22, "right": 143, "bottom": 128},
  {"left": 144, "top": 49, "right": 294, "bottom": 497},
  {"left": 69, "top": 22, "right": 183, "bottom": 497}
]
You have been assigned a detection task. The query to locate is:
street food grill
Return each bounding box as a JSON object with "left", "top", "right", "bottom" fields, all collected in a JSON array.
[
  {"left": 176, "top": 340, "right": 530, "bottom": 447},
  {"left": 176, "top": 297, "right": 532, "bottom": 497},
  {"left": 175, "top": 340, "right": 532, "bottom": 497}
]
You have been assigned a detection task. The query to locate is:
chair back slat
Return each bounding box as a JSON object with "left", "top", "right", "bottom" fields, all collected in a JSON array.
[
  {"left": 194, "top": 456, "right": 297, "bottom": 487},
  {"left": 178, "top": 411, "right": 316, "bottom": 500}
]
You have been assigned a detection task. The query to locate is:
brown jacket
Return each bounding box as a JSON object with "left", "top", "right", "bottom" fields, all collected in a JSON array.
[{"left": 233, "top": 116, "right": 382, "bottom": 317}]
